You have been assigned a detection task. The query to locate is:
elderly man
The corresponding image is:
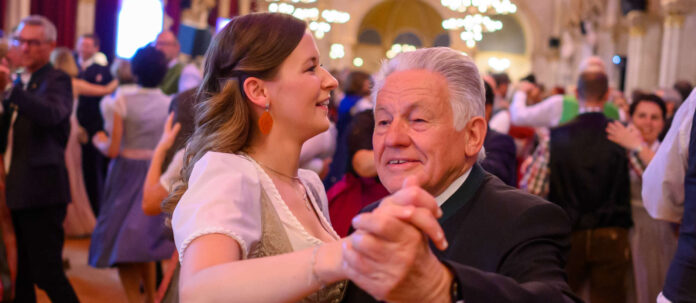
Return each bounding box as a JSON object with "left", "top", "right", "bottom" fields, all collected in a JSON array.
[
  {"left": 341, "top": 47, "right": 578, "bottom": 302},
  {"left": 0, "top": 16, "right": 78, "bottom": 302},
  {"left": 154, "top": 31, "right": 202, "bottom": 95}
]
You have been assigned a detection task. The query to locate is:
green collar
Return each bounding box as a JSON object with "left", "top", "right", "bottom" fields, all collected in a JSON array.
[{"left": 439, "top": 163, "right": 486, "bottom": 223}]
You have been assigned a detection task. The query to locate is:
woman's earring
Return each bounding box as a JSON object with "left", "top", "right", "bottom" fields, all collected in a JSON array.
[{"left": 258, "top": 103, "right": 273, "bottom": 135}]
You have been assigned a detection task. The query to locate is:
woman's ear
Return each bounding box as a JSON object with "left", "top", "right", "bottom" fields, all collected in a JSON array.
[{"left": 243, "top": 77, "right": 268, "bottom": 108}]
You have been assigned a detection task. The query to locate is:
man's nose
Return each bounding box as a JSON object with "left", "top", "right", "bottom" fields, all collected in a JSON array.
[{"left": 384, "top": 119, "right": 410, "bottom": 147}]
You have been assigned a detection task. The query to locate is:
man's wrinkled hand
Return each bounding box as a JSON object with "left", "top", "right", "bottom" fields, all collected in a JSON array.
[{"left": 342, "top": 177, "right": 453, "bottom": 302}]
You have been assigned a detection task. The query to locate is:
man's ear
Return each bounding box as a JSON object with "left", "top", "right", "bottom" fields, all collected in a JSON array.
[
  {"left": 243, "top": 77, "right": 268, "bottom": 108},
  {"left": 464, "top": 116, "right": 487, "bottom": 158}
]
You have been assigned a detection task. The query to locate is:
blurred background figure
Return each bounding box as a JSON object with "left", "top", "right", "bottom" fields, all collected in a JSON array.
[{"left": 327, "top": 110, "right": 389, "bottom": 237}]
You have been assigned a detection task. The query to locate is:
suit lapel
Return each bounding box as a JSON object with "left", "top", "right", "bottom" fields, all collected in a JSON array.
[{"left": 439, "top": 163, "right": 486, "bottom": 223}]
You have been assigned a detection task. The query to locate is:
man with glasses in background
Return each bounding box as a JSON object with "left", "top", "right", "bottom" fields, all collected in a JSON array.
[{"left": 0, "top": 15, "right": 78, "bottom": 302}]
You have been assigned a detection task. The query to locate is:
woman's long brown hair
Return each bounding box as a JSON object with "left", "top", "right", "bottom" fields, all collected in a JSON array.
[{"left": 162, "top": 13, "right": 307, "bottom": 216}]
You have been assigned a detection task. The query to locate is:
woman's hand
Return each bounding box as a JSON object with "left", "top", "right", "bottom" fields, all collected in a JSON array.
[
  {"left": 156, "top": 113, "right": 181, "bottom": 152},
  {"left": 607, "top": 121, "right": 643, "bottom": 150},
  {"left": 92, "top": 131, "right": 108, "bottom": 147}
]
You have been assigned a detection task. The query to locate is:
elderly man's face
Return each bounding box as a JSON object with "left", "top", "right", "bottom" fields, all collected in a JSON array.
[
  {"left": 13, "top": 25, "right": 54, "bottom": 73},
  {"left": 155, "top": 32, "right": 179, "bottom": 62},
  {"left": 373, "top": 69, "right": 472, "bottom": 196}
]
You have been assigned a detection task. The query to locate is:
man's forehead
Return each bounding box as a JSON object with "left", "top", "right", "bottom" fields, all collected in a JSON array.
[
  {"left": 18, "top": 25, "right": 43, "bottom": 37},
  {"left": 376, "top": 70, "right": 448, "bottom": 104},
  {"left": 157, "top": 32, "right": 177, "bottom": 42}
]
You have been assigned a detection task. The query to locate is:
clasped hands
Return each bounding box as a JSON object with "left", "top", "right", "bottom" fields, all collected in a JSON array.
[{"left": 342, "top": 177, "right": 454, "bottom": 303}]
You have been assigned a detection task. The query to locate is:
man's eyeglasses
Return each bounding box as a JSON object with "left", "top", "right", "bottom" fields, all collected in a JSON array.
[{"left": 11, "top": 37, "right": 45, "bottom": 47}]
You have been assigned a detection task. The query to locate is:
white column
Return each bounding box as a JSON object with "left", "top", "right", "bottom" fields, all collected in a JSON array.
[
  {"left": 76, "top": 0, "right": 96, "bottom": 39},
  {"left": 658, "top": 0, "right": 696, "bottom": 86},
  {"left": 4, "top": 0, "right": 30, "bottom": 33},
  {"left": 624, "top": 11, "right": 662, "bottom": 94},
  {"left": 239, "top": 0, "right": 251, "bottom": 16},
  {"left": 658, "top": 14, "right": 682, "bottom": 87},
  {"left": 218, "top": 0, "right": 230, "bottom": 18}
]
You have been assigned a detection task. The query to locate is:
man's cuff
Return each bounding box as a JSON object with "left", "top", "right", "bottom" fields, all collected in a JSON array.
[{"left": 440, "top": 260, "right": 464, "bottom": 303}]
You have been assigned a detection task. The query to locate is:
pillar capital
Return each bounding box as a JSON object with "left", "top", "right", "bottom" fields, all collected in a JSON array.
[
  {"left": 626, "top": 10, "right": 647, "bottom": 36},
  {"left": 661, "top": 0, "right": 696, "bottom": 14}
]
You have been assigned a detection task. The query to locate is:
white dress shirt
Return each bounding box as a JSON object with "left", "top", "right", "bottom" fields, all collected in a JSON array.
[
  {"left": 642, "top": 88, "right": 696, "bottom": 223},
  {"left": 168, "top": 59, "right": 202, "bottom": 93},
  {"left": 510, "top": 91, "right": 565, "bottom": 128},
  {"left": 434, "top": 166, "right": 473, "bottom": 207}
]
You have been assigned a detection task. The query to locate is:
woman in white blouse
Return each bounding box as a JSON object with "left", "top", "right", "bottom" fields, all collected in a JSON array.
[{"left": 162, "top": 13, "right": 347, "bottom": 302}]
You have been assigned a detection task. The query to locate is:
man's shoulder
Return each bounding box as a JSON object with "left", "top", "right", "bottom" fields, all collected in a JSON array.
[{"left": 477, "top": 174, "right": 557, "bottom": 213}]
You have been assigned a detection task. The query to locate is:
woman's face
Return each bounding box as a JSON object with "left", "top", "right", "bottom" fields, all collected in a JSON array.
[
  {"left": 265, "top": 31, "right": 338, "bottom": 141},
  {"left": 631, "top": 101, "right": 665, "bottom": 144}
]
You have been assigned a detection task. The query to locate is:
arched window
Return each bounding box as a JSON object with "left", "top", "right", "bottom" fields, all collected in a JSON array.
[
  {"left": 358, "top": 29, "right": 382, "bottom": 45},
  {"left": 433, "top": 33, "right": 450, "bottom": 47},
  {"left": 116, "top": 0, "right": 164, "bottom": 58},
  {"left": 393, "top": 32, "right": 422, "bottom": 47}
]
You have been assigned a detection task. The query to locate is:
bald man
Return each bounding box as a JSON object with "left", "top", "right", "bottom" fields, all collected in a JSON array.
[
  {"left": 509, "top": 56, "right": 620, "bottom": 128},
  {"left": 154, "top": 31, "right": 202, "bottom": 95}
]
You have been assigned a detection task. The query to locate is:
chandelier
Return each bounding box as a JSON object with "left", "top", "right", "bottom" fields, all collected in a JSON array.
[
  {"left": 267, "top": 0, "right": 350, "bottom": 39},
  {"left": 440, "top": 0, "right": 516, "bottom": 48}
]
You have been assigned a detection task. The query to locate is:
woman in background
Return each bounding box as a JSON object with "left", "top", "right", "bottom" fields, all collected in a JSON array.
[
  {"left": 88, "top": 46, "right": 173, "bottom": 303},
  {"left": 606, "top": 94, "right": 678, "bottom": 303},
  {"left": 50, "top": 47, "right": 118, "bottom": 237}
]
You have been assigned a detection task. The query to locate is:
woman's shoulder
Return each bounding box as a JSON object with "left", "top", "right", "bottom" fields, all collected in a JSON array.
[
  {"left": 193, "top": 152, "right": 257, "bottom": 177},
  {"left": 298, "top": 168, "right": 322, "bottom": 186}
]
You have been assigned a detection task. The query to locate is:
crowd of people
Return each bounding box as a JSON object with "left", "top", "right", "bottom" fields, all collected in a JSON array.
[{"left": 0, "top": 12, "right": 694, "bottom": 303}]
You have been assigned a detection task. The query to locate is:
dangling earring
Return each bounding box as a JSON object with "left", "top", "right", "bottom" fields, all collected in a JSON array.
[{"left": 258, "top": 103, "right": 273, "bottom": 135}]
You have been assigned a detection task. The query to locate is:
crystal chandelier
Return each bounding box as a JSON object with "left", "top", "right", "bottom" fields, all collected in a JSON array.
[
  {"left": 267, "top": 0, "right": 350, "bottom": 39},
  {"left": 440, "top": 0, "right": 516, "bottom": 48}
]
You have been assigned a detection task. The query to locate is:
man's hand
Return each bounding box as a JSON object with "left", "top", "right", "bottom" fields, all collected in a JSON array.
[{"left": 342, "top": 177, "right": 453, "bottom": 302}]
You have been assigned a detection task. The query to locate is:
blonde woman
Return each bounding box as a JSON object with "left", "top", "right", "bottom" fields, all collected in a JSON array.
[{"left": 50, "top": 47, "right": 117, "bottom": 236}]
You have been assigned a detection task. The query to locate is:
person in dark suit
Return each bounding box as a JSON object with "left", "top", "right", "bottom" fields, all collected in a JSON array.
[
  {"left": 482, "top": 80, "right": 517, "bottom": 186},
  {"left": 75, "top": 33, "right": 113, "bottom": 216},
  {"left": 0, "top": 16, "right": 79, "bottom": 302},
  {"left": 340, "top": 47, "right": 579, "bottom": 302}
]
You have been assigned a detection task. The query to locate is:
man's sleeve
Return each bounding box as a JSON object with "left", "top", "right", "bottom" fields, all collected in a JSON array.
[
  {"left": 445, "top": 203, "right": 580, "bottom": 303},
  {"left": 510, "top": 92, "right": 564, "bottom": 128},
  {"left": 520, "top": 138, "right": 551, "bottom": 197},
  {"left": 178, "top": 64, "right": 202, "bottom": 93},
  {"left": 642, "top": 89, "right": 696, "bottom": 223},
  {"left": 7, "top": 72, "right": 73, "bottom": 127}
]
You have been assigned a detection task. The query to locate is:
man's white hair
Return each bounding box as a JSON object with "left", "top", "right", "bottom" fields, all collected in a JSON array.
[
  {"left": 18, "top": 15, "right": 57, "bottom": 42},
  {"left": 371, "top": 47, "right": 486, "bottom": 159}
]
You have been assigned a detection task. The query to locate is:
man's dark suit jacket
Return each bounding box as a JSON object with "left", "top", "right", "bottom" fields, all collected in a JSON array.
[
  {"left": 0, "top": 63, "right": 73, "bottom": 210},
  {"left": 76, "top": 61, "right": 112, "bottom": 136},
  {"left": 342, "top": 163, "right": 580, "bottom": 303},
  {"left": 481, "top": 128, "right": 517, "bottom": 187}
]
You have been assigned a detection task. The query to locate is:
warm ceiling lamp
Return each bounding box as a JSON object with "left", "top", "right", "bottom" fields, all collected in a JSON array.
[
  {"left": 441, "top": 0, "right": 516, "bottom": 48},
  {"left": 267, "top": 0, "right": 350, "bottom": 39}
]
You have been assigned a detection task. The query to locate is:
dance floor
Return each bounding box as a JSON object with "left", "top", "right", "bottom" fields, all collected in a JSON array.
[{"left": 36, "top": 238, "right": 128, "bottom": 303}]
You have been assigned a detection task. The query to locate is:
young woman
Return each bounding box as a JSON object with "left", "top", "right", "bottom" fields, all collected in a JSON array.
[
  {"left": 88, "top": 46, "right": 174, "bottom": 303},
  {"left": 162, "top": 13, "right": 352, "bottom": 302},
  {"left": 50, "top": 47, "right": 118, "bottom": 237}
]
